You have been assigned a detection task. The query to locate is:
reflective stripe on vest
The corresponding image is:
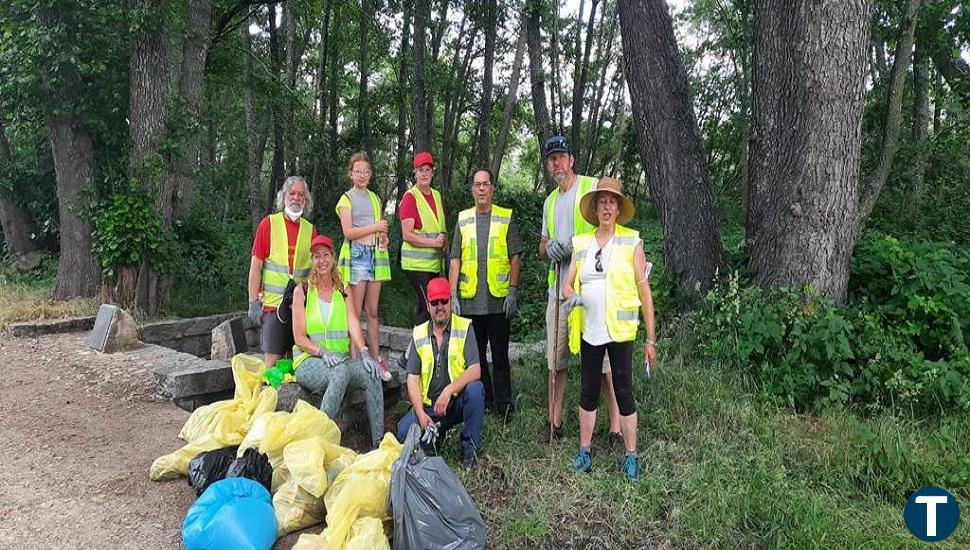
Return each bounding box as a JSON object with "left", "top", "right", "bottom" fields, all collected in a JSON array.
[
  {"left": 336, "top": 189, "right": 392, "bottom": 283},
  {"left": 568, "top": 225, "right": 641, "bottom": 353},
  {"left": 262, "top": 213, "right": 313, "bottom": 308},
  {"left": 401, "top": 186, "right": 445, "bottom": 273},
  {"left": 546, "top": 176, "right": 597, "bottom": 289},
  {"left": 293, "top": 285, "right": 350, "bottom": 369},
  {"left": 413, "top": 314, "right": 471, "bottom": 406},
  {"left": 457, "top": 205, "right": 512, "bottom": 299}
]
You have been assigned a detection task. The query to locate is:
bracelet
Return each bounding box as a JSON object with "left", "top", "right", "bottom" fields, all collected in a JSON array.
[{"left": 646, "top": 339, "right": 656, "bottom": 346}]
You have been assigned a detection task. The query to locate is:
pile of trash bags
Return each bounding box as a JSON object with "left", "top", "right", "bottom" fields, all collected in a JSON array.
[{"left": 151, "top": 354, "right": 486, "bottom": 550}]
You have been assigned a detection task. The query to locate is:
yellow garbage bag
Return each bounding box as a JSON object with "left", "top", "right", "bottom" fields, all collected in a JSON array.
[
  {"left": 274, "top": 477, "right": 326, "bottom": 536},
  {"left": 283, "top": 436, "right": 330, "bottom": 498},
  {"left": 238, "top": 400, "right": 341, "bottom": 471},
  {"left": 322, "top": 441, "right": 358, "bottom": 486},
  {"left": 346, "top": 517, "right": 389, "bottom": 550},
  {"left": 291, "top": 533, "right": 328, "bottom": 550},
  {"left": 150, "top": 355, "right": 278, "bottom": 480},
  {"left": 322, "top": 433, "right": 402, "bottom": 550}
]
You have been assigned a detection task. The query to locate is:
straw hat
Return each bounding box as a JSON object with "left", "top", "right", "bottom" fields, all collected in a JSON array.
[{"left": 579, "top": 177, "right": 635, "bottom": 226}]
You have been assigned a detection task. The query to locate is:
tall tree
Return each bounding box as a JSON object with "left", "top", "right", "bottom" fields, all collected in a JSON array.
[
  {"left": 858, "top": 0, "right": 920, "bottom": 229},
  {"left": 491, "top": 12, "right": 529, "bottom": 179},
  {"left": 910, "top": 35, "right": 931, "bottom": 212},
  {"left": 37, "top": 6, "right": 100, "bottom": 300},
  {"left": 474, "top": 0, "right": 497, "bottom": 167},
  {"left": 746, "top": 0, "right": 872, "bottom": 303},
  {"left": 620, "top": 0, "right": 724, "bottom": 296},
  {"left": 267, "top": 4, "right": 286, "bottom": 199},
  {"left": 411, "top": 0, "right": 430, "bottom": 151},
  {"left": 395, "top": 0, "right": 414, "bottom": 200},
  {"left": 527, "top": 0, "right": 553, "bottom": 160},
  {"left": 0, "top": 119, "right": 40, "bottom": 269},
  {"left": 242, "top": 19, "right": 263, "bottom": 231},
  {"left": 570, "top": 0, "right": 600, "bottom": 166},
  {"left": 358, "top": 0, "right": 372, "bottom": 148}
]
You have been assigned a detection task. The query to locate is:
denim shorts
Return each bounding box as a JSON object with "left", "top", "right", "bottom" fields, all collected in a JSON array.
[{"left": 350, "top": 243, "right": 377, "bottom": 284}]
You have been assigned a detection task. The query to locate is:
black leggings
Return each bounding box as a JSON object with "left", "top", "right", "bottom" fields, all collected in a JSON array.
[
  {"left": 404, "top": 270, "right": 437, "bottom": 325},
  {"left": 580, "top": 340, "right": 636, "bottom": 416}
]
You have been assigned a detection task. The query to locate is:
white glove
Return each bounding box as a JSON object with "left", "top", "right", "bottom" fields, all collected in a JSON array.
[
  {"left": 360, "top": 351, "right": 381, "bottom": 380},
  {"left": 451, "top": 291, "right": 461, "bottom": 316}
]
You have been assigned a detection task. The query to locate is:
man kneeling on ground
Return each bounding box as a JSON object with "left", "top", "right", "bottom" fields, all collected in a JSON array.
[{"left": 396, "top": 277, "right": 484, "bottom": 469}]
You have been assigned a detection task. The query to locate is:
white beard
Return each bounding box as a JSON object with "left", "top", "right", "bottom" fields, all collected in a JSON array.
[{"left": 284, "top": 205, "right": 303, "bottom": 221}]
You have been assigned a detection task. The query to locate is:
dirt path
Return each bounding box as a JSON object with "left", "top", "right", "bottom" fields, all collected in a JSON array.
[{"left": 0, "top": 331, "right": 198, "bottom": 549}]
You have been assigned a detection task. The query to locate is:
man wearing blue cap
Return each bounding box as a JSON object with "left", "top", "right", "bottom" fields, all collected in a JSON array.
[{"left": 537, "top": 136, "right": 621, "bottom": 447}]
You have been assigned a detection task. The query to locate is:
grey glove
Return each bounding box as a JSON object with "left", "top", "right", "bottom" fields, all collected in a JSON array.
[
  {"left": 317, "top": 349, "right": 343, "bottom": 367},
  {"left": 562, "top": 294, "right": 584, "bottom": 313},
  {"left": 560, "top": 241, "right": 573, "bottom": 260},
  {"left": 360, "top": 351, "right": 381, "bottom": 380},
  {"left": 504, "top": 287, "right": 518, "bottom": 319},
  {"left": 420, "top": 421, "right": 441, "bottom": 447},
  {"left": 248, "top": 301, "right": 263, "bottom": 325},
  {"left": 451, "top": 291, "right": 461, "bottom": 316},
  {"left": 546, "top": 240, "right": 563, "bottom": 262}
]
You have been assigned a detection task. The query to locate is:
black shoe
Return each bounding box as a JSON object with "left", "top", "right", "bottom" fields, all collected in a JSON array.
[{"left": 459, "top": 454, "right": 477, "bottom": 470}]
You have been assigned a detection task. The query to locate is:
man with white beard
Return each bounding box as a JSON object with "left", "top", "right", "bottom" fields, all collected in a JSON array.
[{"left": 248, "top": 176, "right": 318, "bottom": 368}]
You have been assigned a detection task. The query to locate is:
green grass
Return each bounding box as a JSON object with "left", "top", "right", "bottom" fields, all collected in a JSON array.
[{"left": 442, "top": 335, "right": 970, "bottom": 548}]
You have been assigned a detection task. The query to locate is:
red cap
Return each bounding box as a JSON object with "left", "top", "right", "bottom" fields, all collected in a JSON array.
[
  {"left": 426, "top": 277, "right": 451, "bottom": 301},
  {"left": 310, "top": 234, "right": 334, "bottom": 251},
  {"left": 413, "top": 151, "right": 434, "bottom": 169}
]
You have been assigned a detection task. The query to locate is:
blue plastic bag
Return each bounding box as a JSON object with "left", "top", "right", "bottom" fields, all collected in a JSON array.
[{"left": 183, "top": 477, "right": 278, "bottom": 550}]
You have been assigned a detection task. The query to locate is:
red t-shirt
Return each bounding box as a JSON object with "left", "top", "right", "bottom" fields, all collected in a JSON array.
[
  {"left": 398, "top": 189, "right": 441, "bottom": 231},
  {"left": 252, "top": 215, "right": 318, "bottom": 310}
]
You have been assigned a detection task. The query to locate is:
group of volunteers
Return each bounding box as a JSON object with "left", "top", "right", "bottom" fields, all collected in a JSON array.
[{"left": 246, "top": 135, "right": 656, "bottom": 480}]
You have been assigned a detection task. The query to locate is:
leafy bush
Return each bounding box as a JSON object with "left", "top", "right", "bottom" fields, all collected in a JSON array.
[
  {"left": 691, "top": 232, "right": 970, "bottom": 413},
  {"left": 91, "top": 181, "right": 166, "bottom": 277}
]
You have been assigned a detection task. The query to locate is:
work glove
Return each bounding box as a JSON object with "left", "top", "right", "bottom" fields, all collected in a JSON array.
[
  {"left": 504, "top": 287, "right": 518, "bottom": 319},
  {"left": 420, "top": 421, "right": 441, "bottom": 448},
  {"left": 559, "top": 241, "right": 573, "bottom": 262},
  {"left": 248, "top": 301, "right": 263, "bottom": 326},
  {"left": 317, "top": 349, "right": 344, "bottom": 367},
  {"left": 562, "top": 294, "right": 584, "bottom": 313},
  {"left": 546, "top": 240, "right": 563, "bottom": 262},
  {"left": 360, "top": 351, "right": 381, "bottom": 380},
  {"left": 452, "top": 291, "right": 461, "bottom": 316}
]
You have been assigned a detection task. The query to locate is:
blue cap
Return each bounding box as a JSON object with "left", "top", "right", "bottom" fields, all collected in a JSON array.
[{"left": 543, "top": 135, "right": 572, "bottom": 158}]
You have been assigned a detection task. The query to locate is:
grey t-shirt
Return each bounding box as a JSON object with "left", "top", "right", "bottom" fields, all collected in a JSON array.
[
  {"left": 405, "top": 322, "right": 480, "bottom": 403},
  {"left": 541, "top": 175, "right": 598, "bottom": 297},
  {"left": 450, "top": 209, "right": 524, "bottom": 316},
  {"left": 343, "top": 188, "right": 377, "bottom": 242}
]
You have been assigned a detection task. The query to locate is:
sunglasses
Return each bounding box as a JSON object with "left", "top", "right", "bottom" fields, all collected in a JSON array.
[
  {"left": 595, "top": 249, "right": 603, "bottom": 273},
  {"left": 430, "top": 298, "right": 450, "bottom": 307}
]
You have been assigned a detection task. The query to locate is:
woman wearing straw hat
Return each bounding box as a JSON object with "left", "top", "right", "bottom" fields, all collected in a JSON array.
[
  {"left": 292, "top": 234, "right": 385, "bottom": 449},
  {"left": 561, "top": 177, "right": 657, "bottom": 480}
]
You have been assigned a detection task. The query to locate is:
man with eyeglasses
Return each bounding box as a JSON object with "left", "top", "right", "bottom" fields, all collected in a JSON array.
[
  {"left": 448, "top": 168, "right": 523, "bottom": 422},
  {"left": 399, "top": 151, "right": 448, "bottom": 325},
  {"left": 396, "top": 277, "right": 485, "bottom": 469},
  {"left": 538, "top": 136, "right": 622, "bottom": 447}
]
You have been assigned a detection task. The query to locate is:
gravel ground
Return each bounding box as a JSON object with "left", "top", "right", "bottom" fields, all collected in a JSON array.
[{"left": 0, "top": 332, "right": 195, "bottom": 549}]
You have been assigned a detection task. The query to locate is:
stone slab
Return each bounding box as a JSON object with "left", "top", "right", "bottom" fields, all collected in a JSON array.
[
  {"left": 141, "top": 344, "right": 234, "bottom": 400},
  {"left": 8, "top": 316, "right": 96, "bottom": 337},
  {"left": 87, "top": 305, "right": 139, "bottom": 353},
  {"left": 139, "top": 312, "right": 242, "bottom": 344}
]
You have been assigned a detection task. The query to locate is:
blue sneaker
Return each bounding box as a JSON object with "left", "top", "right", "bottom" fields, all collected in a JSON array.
[
  {"left": 571, "top": 448, "right": 592, "bottom": 473},
  {"left": 622, "top": 454, "right": 640, "bottom": 481}
]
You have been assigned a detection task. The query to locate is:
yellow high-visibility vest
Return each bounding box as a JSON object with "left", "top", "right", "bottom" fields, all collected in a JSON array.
[
  {"left": 457, "top": 205, "right": 512, "bottom": 298},
  {"left": 568, "top": 225, "right": 641, "bottom": 353},
  {"left": 262, "top": 213, "right": 312, "bottom": 308},
  {"left": 292, "top": 285, "right": 350, "bottom": 369},
  {"left": 545, "top": 176, "right": 597, "bottom": 290},
  {"left": 413, "top": 314, "right": 471, "bottom": 405},
  {"left": 401, "top": 186, "right": 445, "bottom": 273}
]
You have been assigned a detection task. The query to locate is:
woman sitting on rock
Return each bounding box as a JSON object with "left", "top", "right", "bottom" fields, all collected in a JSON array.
[{"left": 292, "top": 234, "right": 385, "bottom": 449}]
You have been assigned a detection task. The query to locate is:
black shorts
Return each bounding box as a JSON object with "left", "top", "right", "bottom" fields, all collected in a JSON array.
[{"left": 260, "top": 309, "right": 294, "bottom": 356}]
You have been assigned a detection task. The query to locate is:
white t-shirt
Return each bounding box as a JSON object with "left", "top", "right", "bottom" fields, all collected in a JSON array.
[{"left": 580, "top": 237, "right": 613, "bottom": 346}]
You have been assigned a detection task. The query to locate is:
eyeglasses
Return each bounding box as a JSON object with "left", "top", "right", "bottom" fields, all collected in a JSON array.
[
  {"left": 430, "top": 298, "right": 450, "bottom": 307},
  {"left": 595, "top": 249, "right": 603, "bottom": 273},
  {"left": 352, "top": 170, "right": 371, "bottom": 176},
  {"left": 416, "top": 166, "right": 434, "bottom": 174}
]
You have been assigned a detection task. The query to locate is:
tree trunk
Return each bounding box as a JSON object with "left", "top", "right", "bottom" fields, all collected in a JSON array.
[
  {"left": 857, "top": 0, "right": 920, "bottom": 230},
  {"left": 412, "top": 0, "right": 431, "bottom": 152},
  {"left": 268, "top": 5, "right": 286, "bottom": 198},
  {"left": 243, "top": 20, "right": 263, "bottom": 231},
  {"left": 358, "top": 0, "right": 371, "bottom": 148},
  {"left": 620, "top": 0, "right": 723, "bottom": 297},
  {"left": 527, "top": 0, "right": 553, "bottom": 157},
  {"left": 474, "top": 0, "right": 498, "bottom": 167},
  {"left": 312, "top": 0, "right": 333, "bottom": 192},
  {"left": 441, "top": 15, "right": 472, "bottom": 190},
  {"left": 583, "top": 3, "right": 616, "bottom": 171},
  {"left": 0, "top": 120, "right": 40, "bottom": 269},
  {"left": 395, "top": 0, "right": 414, "bottom": 201},
  {"left": 570, "top": 0, "right": 600, "bottom": 166},
  {"left": 550, "top": 1, "right": 565, "bottom": 133},
  {"left": 491, "top": 13, "right": 529, "bottom": 180},
  {"left": 747, "top": 0, "right": 872, "bottom": 303},
  {"left": 166, "top": 0, "right": 212, "bottom": 221},
  {"left": 284, "top": 1, "right": 298, "bottom": 174},
  {"left": 129, "top": 0, "right": 172, "bottom": 183},
  {"left": 910, "top": 38, "right": 931, "bottom": 213}
]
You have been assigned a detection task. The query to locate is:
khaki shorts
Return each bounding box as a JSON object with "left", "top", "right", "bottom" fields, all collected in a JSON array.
[{"left": 545, "top": 296, "right": 610, "bottom": 373}]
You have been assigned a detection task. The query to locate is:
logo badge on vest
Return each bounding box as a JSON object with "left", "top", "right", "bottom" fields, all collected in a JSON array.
[{"left": 903, "top": 486, "right": 960, "bottom": 542}]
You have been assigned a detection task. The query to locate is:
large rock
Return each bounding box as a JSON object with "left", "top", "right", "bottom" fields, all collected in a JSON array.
[
  {"left": 88, "top": 305, "right": 139, "bottom": 353},
  {"left": 9, "top": 316, "right": 96, "bottom": 337},
  {"left": 210, "top": 317, "right": 256, "bottom": 360},
  {"left": 139, "top": 312, "right": 242, "bottom": 357}
]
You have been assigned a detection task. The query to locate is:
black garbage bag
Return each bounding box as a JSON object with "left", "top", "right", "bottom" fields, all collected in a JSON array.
[
  {"left": 187, "top": 446, "right": 239, "bottom": 497},
  {"left": 391, "top": 424, "right": 487, "bottom": 550},
  {"left": 226, "top": 448, "right": 273, "bottom": 492}
]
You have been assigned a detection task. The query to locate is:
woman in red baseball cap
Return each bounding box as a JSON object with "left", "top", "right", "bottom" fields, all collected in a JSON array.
[
  {"left": 291, "top": 234, "right": 386, "bottom": 449},
  {"left": 399, "top": 150, "right": 448, "bottom": 325}
]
